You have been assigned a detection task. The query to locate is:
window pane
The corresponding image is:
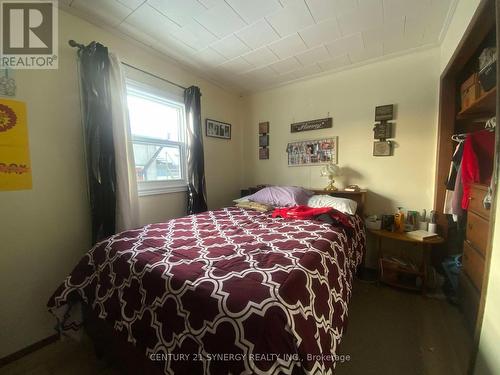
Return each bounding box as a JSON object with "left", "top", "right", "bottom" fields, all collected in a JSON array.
[
  {"left": 127, "top": 94, "right": 181, "bottom": 141},
  {"left": 133, "top": 143, "right": 182, "bottom": 181}
]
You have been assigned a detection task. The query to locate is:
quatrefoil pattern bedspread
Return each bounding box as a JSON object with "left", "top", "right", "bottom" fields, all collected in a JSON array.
[{"left": 48, "top": 207, "right": 365, "bottom": 375}]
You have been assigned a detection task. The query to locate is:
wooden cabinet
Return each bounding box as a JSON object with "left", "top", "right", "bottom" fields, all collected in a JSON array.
[
  {"left": 463, "top": 240, "right": 485, "bottom": 291},
  {"left": 466, "top": 211, "right": 490, "bottom": 256},
  {"left": 460, "top": 183, "right": 491, "bottom": 331}
]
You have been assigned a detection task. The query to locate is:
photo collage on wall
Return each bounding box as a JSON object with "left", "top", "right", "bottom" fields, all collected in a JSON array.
[{"left": 286, "top": 137, "right": 337, "bottom": 166}]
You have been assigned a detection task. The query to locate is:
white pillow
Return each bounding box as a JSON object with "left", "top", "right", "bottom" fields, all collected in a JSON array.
[
  {"left": 233, "top": 195, "right": 252, "bottom": 204},
  {"left": 307, "top": 195, "right": 357, "bottom": 215}
]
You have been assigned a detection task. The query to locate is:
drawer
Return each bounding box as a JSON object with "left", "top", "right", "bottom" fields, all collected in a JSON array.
[
  {"left": 462, "top": 241, "right": 485, "bottom": 291},
  {"left": 466, "top": 211, "right": 489, "bottom": 256},
  {"left": 468, "top": 184, "right": 491, "bottom": 219},
  {"left": 458, "top": 272, "right": 479, "bottom": 333}
]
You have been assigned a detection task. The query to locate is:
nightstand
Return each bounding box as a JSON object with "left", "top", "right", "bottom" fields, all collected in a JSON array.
[{"left": 369, "top": 229, "right": 444, "bottom": 295}]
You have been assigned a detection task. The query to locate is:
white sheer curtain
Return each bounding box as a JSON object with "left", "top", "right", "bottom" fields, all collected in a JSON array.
[{"left": 108, "top": 53, "right": 139, "bottom": 231}]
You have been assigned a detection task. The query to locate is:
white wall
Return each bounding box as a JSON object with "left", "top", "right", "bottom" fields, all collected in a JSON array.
[
  {"left": 0, "top": 10, "right": 242, "bottom": 358},
  {"left": 241, "top": 48, "right": 441, "bottom": 216}
]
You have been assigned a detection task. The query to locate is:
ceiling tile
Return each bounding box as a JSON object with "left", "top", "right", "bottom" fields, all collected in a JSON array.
[
  {"left": 268, "top": 33, "right": 308, "bottom": 59},
  {"left": 148, "top": 0, "right": 207, "bottom": 26},
  {"left": 172, "top": 21, "right": 217, "bottom": 50},
  {"left": 318, "top": 54, "right": 351, "bottom": 71},
  {"left": 337, "top": 0, "right": 383, "bottom": 36},
  {"left": 197, "top": 0, "right": 224, "bottom": 8},
  {"left": 71, "top": 0, "right": 132, "bottom": 26},
  {"left": 404, "top": 17, "right": 427, "bottom": 45},
  {"left": 422, "top": 0, "right": 453, "bottom": 43},
  {"left": 236, "top": 19, "right": 280, "bottom": 49},
  {"left": 299, "top": 18, "right": 341, "bottom": 48},
  {"left": 149, "top": 36, "right": 197, "bottom": 60},
  {"left": 226, "top": 0, "right": 281, "bottom": 24},
  {"left": 218, "top": 57, "right": 254, "bottom": 73},
  {"left": 349, "top": 43, "right": 383, "bottom": 63},
  {"left": 362, "top": 18, "right": 405, "bottom": 47},
  {"left": 242, "top": 47, "right": 279, "bottom": 67},
  {"left": 325, "top": 33, "right": 363, "bottom": 58},
  {"left": 210, "top": 34, "right": 251, "bottom": 59},
  {"left": 266, "top": 0, "right": 314, "bottom": 37},
  {"left": 194, "top": 2, "right": 247, "bottom": 38},
  {"left": 65, "top": 0, "right": 456, "bottom": 92},
  {"left": 243, "top": 66, "right": 278, "bottom": 81},
  {"left": 194, "top": 48, "right": 227, "bottom": 66},
  {"left": 383, "top": 0, "right": 432, "bottom": 21},
  {"left": 293, "top": 63, "right": 322, "bottom": 78},
  {"left": 305, "top": 0, "right": 358, "bottom": 22},
  {"left": 383, "top": 34, "right": 424, "bottom": 55},
  {"left": 116, "top": 0, "right": 144, "bottom": 10},
  {"left": 270, "top": 57, "right": 302, "bottom": 74},
  {"left": 122, "top": 4, "right": 181, "bottom": 37},
  {"left": 295, "top": 45, "right": 330, "bottom": 66}
]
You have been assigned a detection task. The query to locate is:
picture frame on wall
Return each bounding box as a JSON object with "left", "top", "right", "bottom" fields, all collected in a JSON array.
[
  {"left": 259, "top": 121, "right": 269, "bottom": 134},
  {"left": 286, "top": 137, "right": 338, "bottom": 166},
  {"left": 206, "top": 119, "right": 231, "bottom": 139},
  {"left": 259, "top": 134, "right": 269, "bottom": 147},
  {"left": 259, "top": 148, "right": 269, "bottom": 160}
]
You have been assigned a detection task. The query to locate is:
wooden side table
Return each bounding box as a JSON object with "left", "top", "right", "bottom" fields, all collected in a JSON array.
[{"left": 368, "top": 229, "right": 444, "bottom": 295}]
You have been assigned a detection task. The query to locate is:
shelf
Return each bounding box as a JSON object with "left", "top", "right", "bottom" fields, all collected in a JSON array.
[{"left": 457, "top": 87, "right": 497, "bottom": 120}]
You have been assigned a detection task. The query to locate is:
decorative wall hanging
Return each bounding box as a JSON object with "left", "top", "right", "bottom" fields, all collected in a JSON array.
[
  {"left": 286, "top": 137, "right": 337, "bottom": 166},
  {"left": 0, "top": 98, "right": 32, "bottom": 191},
  {"left": 0, "top": 69, "right": 16, "bottom": 97},
  {"left": 373, "top": 104, "right": 394, "bottom": 156},
  {"left": 259, "top": 121, "right": 269, "bottom": 160},
  {"left": 206, "top": 118, "right": 231, "bottom": 139},
  {"left": 290, "top": 117, "right": 332, "bottom": 133}
]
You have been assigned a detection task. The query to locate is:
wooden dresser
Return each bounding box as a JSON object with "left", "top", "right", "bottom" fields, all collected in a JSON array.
[{"left": 459, "top": 183, "right": 491, "bottom": 332}]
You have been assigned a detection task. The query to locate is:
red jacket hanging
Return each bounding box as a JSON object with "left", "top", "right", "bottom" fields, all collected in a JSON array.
[{"left": 461, "top": 130, "right": 495, "bottom": 209}]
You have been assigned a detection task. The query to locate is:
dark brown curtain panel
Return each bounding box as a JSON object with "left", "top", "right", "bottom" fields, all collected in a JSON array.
[
  {"left": 184, "top": 86, "right": 207, "bottom": 214},
  {"left": 78, "top": 42, "right": 116, "bottom": 243}
]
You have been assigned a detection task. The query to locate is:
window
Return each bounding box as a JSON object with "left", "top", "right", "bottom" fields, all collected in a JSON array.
[{"left": 126, "top": 81, "right": 187, "bottom": 196}]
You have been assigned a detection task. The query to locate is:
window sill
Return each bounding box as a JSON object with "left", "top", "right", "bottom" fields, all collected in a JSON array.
[{"left": 138, "top": 184, "right": 188, "bottom": 197}]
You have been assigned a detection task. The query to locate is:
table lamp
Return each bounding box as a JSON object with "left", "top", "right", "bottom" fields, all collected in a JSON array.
[{"left": 320, "top": 163, "right": 340, "bottom": 191}]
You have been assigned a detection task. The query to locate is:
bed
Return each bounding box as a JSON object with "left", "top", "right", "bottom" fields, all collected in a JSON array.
[{"left": 48, "top": 203, "right": 366, "bottom": 374}]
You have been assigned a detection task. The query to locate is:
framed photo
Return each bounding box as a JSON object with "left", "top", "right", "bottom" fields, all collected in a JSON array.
[
  {"left": 259, "top": 148, "right": 269, "bottom": 160},
  {"left": 206, "top": 119, "right": 231, "bottom": 139},
  {"left": 286, "top": 137, "right": 338, "bottom": 166},
  {"left": 375, "top": 105, "right": 394, "bottom": 121},
  {"left": 259, "top": 134, "right": 269, "bottom": 147},
  {"left": 373, "top": 140, "right": 392, "bottom": 156},
  {"left": 259, "top": 121, "right": 269, "bottom": 134}
]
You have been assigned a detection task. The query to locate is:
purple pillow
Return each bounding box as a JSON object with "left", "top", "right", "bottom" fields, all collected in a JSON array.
[{"left": 247, "top": 186, "right": 313, "bottom": 207}]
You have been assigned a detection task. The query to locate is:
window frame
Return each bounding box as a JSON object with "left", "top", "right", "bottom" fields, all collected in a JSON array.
[{"left": 126, "top": 79, "right": 188, "bottom": 196}]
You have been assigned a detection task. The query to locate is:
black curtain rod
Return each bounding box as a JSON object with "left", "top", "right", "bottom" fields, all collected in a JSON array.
[{"left": 68, "top": 40, "right": 187, "bottom": 91}]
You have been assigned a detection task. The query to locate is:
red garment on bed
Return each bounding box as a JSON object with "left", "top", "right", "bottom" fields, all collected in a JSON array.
[
  {"left": 461, "top": 130, "right": 495, "bottom": 209},
  {"left": 272, "top": 205, "right": 332, "bottom": 219},
  {"left": 272, "top": 205, "right": 353, "bottom": 228}
]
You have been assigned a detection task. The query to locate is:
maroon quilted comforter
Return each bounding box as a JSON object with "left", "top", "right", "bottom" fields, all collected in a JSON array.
[{"left": 48, "top": 207, "right": 365, "bottom": 374}]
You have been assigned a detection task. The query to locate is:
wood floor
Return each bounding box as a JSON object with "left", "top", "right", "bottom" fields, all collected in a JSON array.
[{"left": 0, "top": 282, "right": 471, "bottom": 375}]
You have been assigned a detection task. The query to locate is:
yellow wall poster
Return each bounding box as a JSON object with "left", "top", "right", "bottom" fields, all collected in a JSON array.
[{"left": 0, "top": 98, "right": 32, "bottom": 191}]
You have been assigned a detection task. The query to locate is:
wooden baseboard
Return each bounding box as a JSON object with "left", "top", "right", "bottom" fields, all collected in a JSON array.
[{"left": 0, "top": 334, "right": 59, "bottom": 368}]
